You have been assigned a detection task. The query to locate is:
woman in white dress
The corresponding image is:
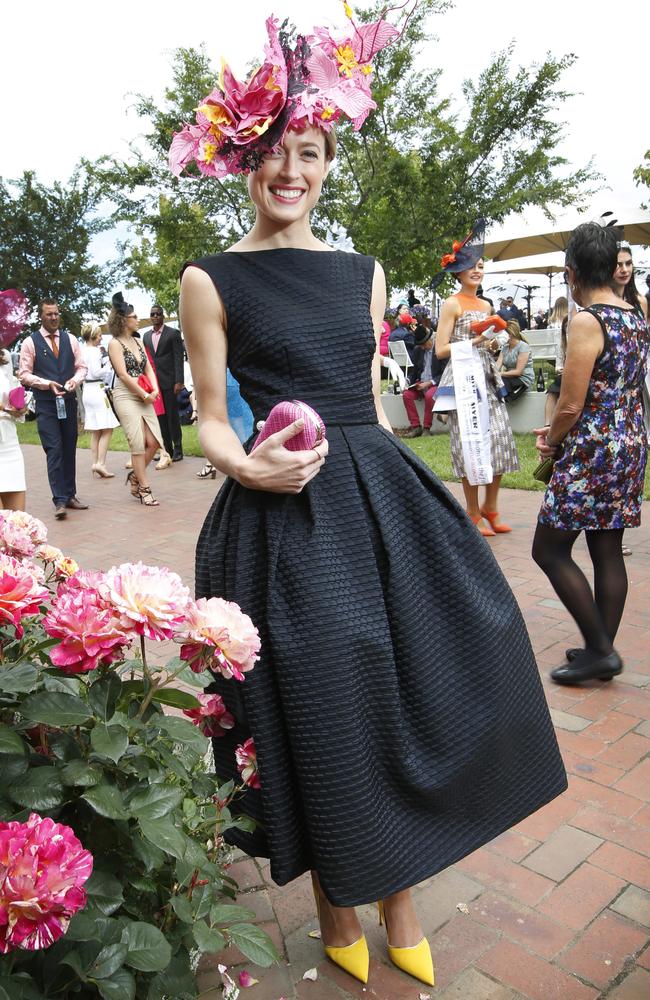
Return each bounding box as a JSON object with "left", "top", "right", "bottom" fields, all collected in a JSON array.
[
  {"left": 0, "top": 349, "right": 27, "bottom": 510},
  {"left": 80, "top": 324, "right": 118, "bottom": 478}
]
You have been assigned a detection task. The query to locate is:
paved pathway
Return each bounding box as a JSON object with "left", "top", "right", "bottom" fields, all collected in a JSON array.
[{"left": 22, "top": 444, "right": 650, "bottom": 999}]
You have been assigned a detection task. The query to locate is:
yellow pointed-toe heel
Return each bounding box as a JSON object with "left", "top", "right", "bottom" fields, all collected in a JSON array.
[
  {"left": 311, "top": 877, "right": 369, "bottom": 985},
  {"left": 378, "top": 900, "right": 435, "bottom": 987}
]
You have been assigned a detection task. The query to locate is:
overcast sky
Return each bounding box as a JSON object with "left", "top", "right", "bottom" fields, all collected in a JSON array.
[{"left": 2, "top": 0, "right": 648, "bottom": 311}]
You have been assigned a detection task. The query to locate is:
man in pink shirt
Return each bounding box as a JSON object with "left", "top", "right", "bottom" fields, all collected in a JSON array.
[{"left": 19, "top": 300, "right": 88, "bottom": 519}]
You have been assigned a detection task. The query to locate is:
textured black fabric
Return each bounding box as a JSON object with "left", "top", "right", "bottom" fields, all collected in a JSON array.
[{"left": 193, "top": 249, "right": 567, "bottom": 907}]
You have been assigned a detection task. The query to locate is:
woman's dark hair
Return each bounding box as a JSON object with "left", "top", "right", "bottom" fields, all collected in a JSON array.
[
  {"left": 616, "top": 249, "right": 643, "bottom": 312},
  {"left": 565, "top": 223, "right": 618, "bottom": 292},
  {"left": 560, "top": 315, "right": 568, "bottom": 356}
]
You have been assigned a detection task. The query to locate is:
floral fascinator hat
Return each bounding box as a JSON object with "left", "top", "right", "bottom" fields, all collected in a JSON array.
[
  {"left": 169, "top": 2, "right": 402, "bottom": 178},
  {"left": 430, "top": 218, "right": 486, "bottom": 290}
]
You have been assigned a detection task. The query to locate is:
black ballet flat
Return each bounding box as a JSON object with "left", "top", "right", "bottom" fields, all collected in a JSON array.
[
  {"left": 550, "top": 651, "right": 623, "bottom": 686},
  {"left": 565, "top": 647, "right": 583, "bottom": 662}
]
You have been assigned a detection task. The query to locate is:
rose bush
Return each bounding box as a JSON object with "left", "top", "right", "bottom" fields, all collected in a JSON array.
[{"left": 0, "top": 513, "right": 275, "bottom": 999}]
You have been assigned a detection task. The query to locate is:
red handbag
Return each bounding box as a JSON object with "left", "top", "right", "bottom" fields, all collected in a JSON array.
[
  {"left": 137, "top": 374, "right": 154, "bottom": 394},
  {"left": 251, "top": 400, "right": 326, "bottom": 452}
]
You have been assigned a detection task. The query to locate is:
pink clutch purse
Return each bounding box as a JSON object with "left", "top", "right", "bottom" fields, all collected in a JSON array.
[
  {"left": 8, "top": 386, "right": 26, "bottom": 410},
  {"left": 251, "top": 400, "right": 326, "bottom": 452}
]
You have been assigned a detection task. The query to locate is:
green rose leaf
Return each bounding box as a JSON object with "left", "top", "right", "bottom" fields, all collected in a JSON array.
[
  {"left": 88, "top": 942, "right": 129, "bottom": 980},
  {"left": 8, "top": 768, "right": 66, "bottom": 811},
  {"left": 0, "top": 974, "right": 46, "bottom": 1000},
  {"left": 172, "top": 664, "right": 212, "bottom": 689},
  {"left": 88, "top": 672, "right": 122, "bottom": 723},
  {"left": 48, "top": 731, "right": 82, "bottom": 761},
  {"left": 228, "top": 923, "right": 280, "bottom": 967},
  {"left": 84, "top": 871, "right": 124, "bottom": 916},
  {"left": 90, "top": 724, "right": 129, "bottom": 763},
  {"left": 192, "top": 921, "right": 226, "bottom": 954},
  {"left": 128, "top": 784, "right": 184, "bottom": 821},
  {"left": 138, "top": 817, "right": 187, "bottom": 860},
  {"left": 121, "top": 921, "right": 172, "bottom": 972},
  {"left": 0, "top": 724, "right": 26, "bottom": 756},
  {"left": 21, "top": 692, "right": 90, "bottom": 726},
  {"left": 151, "top": 688, "right": 201, "bottom": 710},
  {"left": 146, "top": 950, "right": 195, "bottom": 1000},
  {"left": 0, "top": 662, "right": 39, "bottom": 694},
  {"left": 210, "top": 903, "right": 257, "bottom": 925},
  {"left": 82, "top": 783, "right": 129, "bottom": 820},
  {"left": 41, "top": 673, "right": 82, "bottom": 696},
  {"left": 66, "top": 913, "right": 117, "bottom": 942},
  {"left": 131, "top": 834, "right": 166, "bottom": 873},
  {"left": 157, "top": 715, "right": 208, "bottom": 752},
  {"left": 61, "top": 760, "right": 103, "bottom": 787},
  {"left": 94, "top": 968, "right": 136, "bottom": 1000},
  {"left": 170, "top": 894, "right": 193, "bottom": 923}
]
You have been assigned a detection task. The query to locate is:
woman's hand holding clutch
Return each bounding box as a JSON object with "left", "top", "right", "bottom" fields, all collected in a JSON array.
[{"left": 238, "top": 419, "right": 329, "bottom": 494}]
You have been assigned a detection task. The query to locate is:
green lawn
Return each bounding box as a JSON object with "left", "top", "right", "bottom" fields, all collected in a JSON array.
[{"left": 18, "top": 420, "right": 650, "bottom": 500}]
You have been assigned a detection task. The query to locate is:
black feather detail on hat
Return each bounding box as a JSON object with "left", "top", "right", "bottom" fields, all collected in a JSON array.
[{"left": 111, "top": 292, "right": 133, "bottom": 316}]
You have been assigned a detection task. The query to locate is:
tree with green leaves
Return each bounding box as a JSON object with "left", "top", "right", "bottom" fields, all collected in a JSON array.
[
  {"left": 0, "top": 168, "right": 118, "bottom": 335},
  {"left": 91, "top": 0, "right": 599, "bottom": 306},
  {"left": 633, "top": 150, "right": 650, "bottom": 207}
]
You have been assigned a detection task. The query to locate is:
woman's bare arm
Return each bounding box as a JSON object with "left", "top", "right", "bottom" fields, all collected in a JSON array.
[
  {"left": 180, "top": 265, "right": 327, "bottom": 493},
  {"left": 370, "top": 261, "right": 393, "bottom": 432},
  {"left": 544, "top": 311, "right": 604, "bottom": 446}
]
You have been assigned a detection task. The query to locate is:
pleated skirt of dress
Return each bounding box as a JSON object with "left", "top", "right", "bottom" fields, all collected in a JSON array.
[{"left": 196, "top": 425, "right": 566, "bottom": 907}]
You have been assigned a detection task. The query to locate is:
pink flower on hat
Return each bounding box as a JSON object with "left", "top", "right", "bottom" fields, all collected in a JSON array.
[
  {"left": 235, "top": 737, "right": 261, "bottom": 790},
  {"left": 0, "top": 813, "right": 93, "bottom": 953},
  {"left": 0, "top": 553, "right": 49, "bottom": 637},
  {"left": 183, "top": 692, "right": 235, "bottom": 738},
  {"left": 105, "top": 562, "right": 190, "bottom": 641},
  {"left": 179, "top": 596, "right": 260, "bottom": 681}
]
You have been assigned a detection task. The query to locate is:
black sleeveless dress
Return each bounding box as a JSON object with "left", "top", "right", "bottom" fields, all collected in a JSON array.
[{"left": 191, "top": 249, "right": 566, "bottom": 907}]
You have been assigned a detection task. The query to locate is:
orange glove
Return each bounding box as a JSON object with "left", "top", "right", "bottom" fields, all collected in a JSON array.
[{"left": 470, "top": 315, "right": 507, "bottom": 334}]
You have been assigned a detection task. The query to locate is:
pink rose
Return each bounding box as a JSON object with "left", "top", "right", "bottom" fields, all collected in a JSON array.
[
  {"left": 105, "top": 562, "right": 190, "bottom": 641},
  {"left": 179, "top": 596, "right": 260, "bottom": 681},
  {"left": 183, "top": 692, "right": 235, "bottom": 739},
  {"left": 0, "top": 813, "right": 93, "bottom": 953},
  {"left": 0, "top": 511, "right": 48, "bottom": 559},
  {"left": 235, "top": 737, "right": 261, "bottom": 790},
  {"left": 0, "top": 553, "right": 49, "bottom": 637},
  {"left": 43, "top": 582, "right": 130, "bottom": 675}
]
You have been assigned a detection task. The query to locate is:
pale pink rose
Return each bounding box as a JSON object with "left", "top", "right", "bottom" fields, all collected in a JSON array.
[
  {"left": 0, "top": 813, "right": 93, "bottom": 953},
  {"left": 0, "top": 511, "right": 48, "bottom": 559},
  {"left": 105, "top": 562, "right": 190, "bottom": 641},
  {"left": 235, "top": 738, "right": 261, "bottom": 790},
  {"left": 36, "top": 544, "right": 64, "bottom": 565},
  {"left": 43, "top": 582, "right": 130, "bottom": 675},
  {"left": 183, "top": 692, "right": 235, "bottom": 739},
  {"left": 53, "top": 555, "right": 79, "bottom": 580},
  {"left": 0, "top": 553, "right": 49, "bottom": 637},
  {"left": 179, "top": 597, "right": 260, "bottom": 681}
]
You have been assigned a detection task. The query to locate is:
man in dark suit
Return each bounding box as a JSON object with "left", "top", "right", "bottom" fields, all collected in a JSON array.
[
  {"left": 18, "top": 299, "right": 89, "bottom": 519},
  {"left": 143, "top": 305, "right": 185, "bottom": 461}
]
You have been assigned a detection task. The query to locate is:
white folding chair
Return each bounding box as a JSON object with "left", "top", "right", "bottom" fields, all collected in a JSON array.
[{"left": 388, "top": 340, "right": 413, "bottom": 388}]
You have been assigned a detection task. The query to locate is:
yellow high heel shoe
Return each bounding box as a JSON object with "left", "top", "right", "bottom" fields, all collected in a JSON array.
[
  {"left": 378, "top": 900, "right": 434, "bottom": 987},
  {"left": 311, "top": 876, "right": 369, "bottom": 985}
]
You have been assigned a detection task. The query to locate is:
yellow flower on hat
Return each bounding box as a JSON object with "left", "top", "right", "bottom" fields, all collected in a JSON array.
[{"left": 335, "top": 44, "right": 358, "bottom": 78}]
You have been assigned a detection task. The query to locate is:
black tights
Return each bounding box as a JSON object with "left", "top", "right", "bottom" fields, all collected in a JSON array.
[{"left": 532, "top": 525, "right": 627, "bottom": 656}]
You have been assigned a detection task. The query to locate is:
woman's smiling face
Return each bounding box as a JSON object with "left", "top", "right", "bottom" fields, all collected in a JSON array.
[{"left": 247, "top": 126, "right": 331, "bottom": 223}]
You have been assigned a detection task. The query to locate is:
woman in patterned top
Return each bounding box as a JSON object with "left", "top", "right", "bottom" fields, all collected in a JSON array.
[{"left": 532, "top": 223, "right": 649, "bottom": 685}]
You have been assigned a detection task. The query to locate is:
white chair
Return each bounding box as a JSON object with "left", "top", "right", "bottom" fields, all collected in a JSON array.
[{"left": 388, "top": 340, "right": 413, "bottom": 386}]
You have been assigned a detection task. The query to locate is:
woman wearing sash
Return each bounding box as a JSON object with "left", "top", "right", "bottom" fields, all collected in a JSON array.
[
  {"left": 175, "top": 7, "right": 565, "bottom": 989},
  {"left": 433, "top": 226, "right": 519, "bottom": 536}
]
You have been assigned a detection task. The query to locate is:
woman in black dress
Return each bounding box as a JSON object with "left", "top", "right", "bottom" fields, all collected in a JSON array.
[{"left": 176, "top": 9, "right": 566, "bottom": 989}]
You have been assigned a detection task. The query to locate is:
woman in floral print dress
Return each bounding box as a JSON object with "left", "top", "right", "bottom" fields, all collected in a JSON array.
[{"left": 533, "top": 223, "right": 649, "bottom": 685}]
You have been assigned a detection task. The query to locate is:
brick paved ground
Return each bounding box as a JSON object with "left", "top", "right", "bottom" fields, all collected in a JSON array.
[{"left": 22, "top": 444, "right": 650, "bottom": 999}]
